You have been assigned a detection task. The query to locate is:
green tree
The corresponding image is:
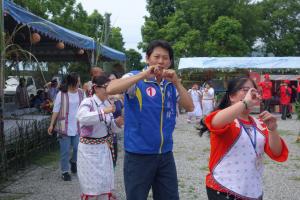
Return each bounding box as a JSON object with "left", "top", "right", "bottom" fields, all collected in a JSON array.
[
  {"left": 12, "top": 0, "right": 126, "bottom": 75},
  {"left": 204, "top": 16, "right": 249, "bottom": 56},
  {"left": 159, "top": 11, "right": 203, "bottom": 57},
  {"left": 140, "top": 0, "right": 260, "bottom": 57},
  {"left": 125, "top": 49, "right": 143, "bottom": 71},
  {"left": 86, "top": 10, "right": 105, "bottom": 43},
  {"left": 258, "top": 0, "right": 300, "bottom": 56},
  {"left": 13, "top": 0, "right": 124, "bottom": 50},
  {"left": 146, "top": 0, "right": 175, "bottom": 26},
  {"left": 108, "top": 27, "right": 125, "bottom": 52},
  {"left": 139, "top": 0, "right": 176, "bottom": 50}
]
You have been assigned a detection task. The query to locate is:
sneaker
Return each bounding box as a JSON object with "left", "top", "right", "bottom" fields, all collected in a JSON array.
[
  {"left": 70, "top": 161, "right": 77, "bottom": 174},
  {"left": 62, "top": 172, "right": 71, "bottom": 181},
  {"left": 187, "top": 119, "right": 192, "bottom": 123}
]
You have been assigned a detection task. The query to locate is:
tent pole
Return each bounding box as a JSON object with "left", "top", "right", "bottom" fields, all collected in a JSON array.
[
  {"left": 123, "top": 61, "right": 127, "bottom": 72},
  {"left": 0, "top": 0, "right": 7, "bottom": 179}
]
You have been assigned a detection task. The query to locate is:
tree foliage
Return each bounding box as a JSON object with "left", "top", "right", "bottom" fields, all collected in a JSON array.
[
  {"left": 125, "top": 49, "right": 143, "bottom": 71},
  {"left": 141, "top": 0, "right": 300, "bottom": 58},
  {"left": 12, "top": 0, "right": 127, "bottom": 77},
  {"left": 257, "top": 0, "right": 300, "bottom": 56},
  {"left": 204, "top": 16, "right": 249, "bottom": 56},
  {"left": 139, "top": 0, "right": 176, "bottom": 50},
  {"left": 108, "top": 27, "right": 125, "bottom": 52}
]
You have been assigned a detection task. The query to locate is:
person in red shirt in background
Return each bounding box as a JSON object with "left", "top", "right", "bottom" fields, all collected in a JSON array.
[
  {"left": 291, "top": 76, "right": 300, "bottom": 102},
  {"left": 258, "top": 74, "right": 272, "bottom": 112},
  {"left": 294, "top": 77, "right": 300, "bottom": 142},
  {"left": 279, "top": 80, "right": 292, "bottom": 120},
  {"left": 297, "top": 77, "right": 300, "bottom": 102}
]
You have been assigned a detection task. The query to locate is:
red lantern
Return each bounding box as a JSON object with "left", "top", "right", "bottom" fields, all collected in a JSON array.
[
  {"left": 78, "top": 49, "right": 84, "bottom": 55},
  {"left": 56, "top": 42, "right": 65, "bottom": 49},
  {"left": 31, "top": 33, "right": 41, "bottom": 44}
]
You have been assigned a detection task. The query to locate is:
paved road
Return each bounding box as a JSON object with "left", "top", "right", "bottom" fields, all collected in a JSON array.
[{"left": 1, "top": 113, "right": 299, "bottom": 200}]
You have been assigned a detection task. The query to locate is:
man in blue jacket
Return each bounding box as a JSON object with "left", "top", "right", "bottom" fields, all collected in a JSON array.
[{"left": 107, "top": 40, "right": 194, "bottom": 200}]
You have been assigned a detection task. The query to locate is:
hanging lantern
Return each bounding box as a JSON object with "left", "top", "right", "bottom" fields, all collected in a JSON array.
[
  {"left": 77, "top": 49, "right": 84, "bottom": 55},
  {"left": 31, "top": 33, "right": 41, "bottom": 44},
  {"left": 56, "top": 42, "right": 65, "bottom": 49}
]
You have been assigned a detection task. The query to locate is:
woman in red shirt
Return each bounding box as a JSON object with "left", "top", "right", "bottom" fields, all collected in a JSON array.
[
  {"left": 258, "top": 74, "right": 272, "bottom": 112},
  {"left": 295, "top": 77, "right": 300, "bottom": 102},
  {"left": 204, "top": 77, "right": 289, "bottom": 200},
  {"left": 279, "top": 80, "right": 292, "bottom": 120}
]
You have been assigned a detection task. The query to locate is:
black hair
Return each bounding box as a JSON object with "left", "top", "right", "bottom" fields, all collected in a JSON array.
[
  {"left": 91, "top": 75, "right": 110, "bottom": 95},
  {"left": 146, "top": 40, "right": 174, "bottom": 68},
  {"left": 109, "top": 73, "right": 118, "bottom": 79},
  {"left": 198, "top": 77, "right": 257, "bottom": 137},
  {"left": 19, "top": 77, "right": 26, "bottom": 87},
  {"left": 37, "top": 90, "right": 44, "bottom": 96},
  {"left": 218, "top": 77, "right": 257, "bottom": 110},
  {"left": 60, "top": 72, "right": 79, "bottom": 93}
]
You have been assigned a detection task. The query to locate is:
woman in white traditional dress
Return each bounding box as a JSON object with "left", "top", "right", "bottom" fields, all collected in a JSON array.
[
  {"left": 202, "top": 83, "right": 215, "bottom": 116},
  {"left": 187, "top": 83, "right": 202, "bottom": 123},
  {"left": 76, "top": 75, "right": 123, "bottom": 200}
]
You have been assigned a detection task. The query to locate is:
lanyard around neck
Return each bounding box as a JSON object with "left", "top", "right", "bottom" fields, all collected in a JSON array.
[{"left": 239, "top": 121, "right": 258, "bottom": 156}]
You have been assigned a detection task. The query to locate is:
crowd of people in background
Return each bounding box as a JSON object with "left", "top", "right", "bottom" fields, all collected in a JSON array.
[
  {"left": 187, "top": 73, "right": 300, "bottom": 128},
  {"left": 11, "top": 39, "right": 298, "bottom": 200},
  {"left": 186, "top": 82, "right": 215, "bottom": 123},
  {"left": 258, "top": 74, "right": 300, "bottom": 121}
]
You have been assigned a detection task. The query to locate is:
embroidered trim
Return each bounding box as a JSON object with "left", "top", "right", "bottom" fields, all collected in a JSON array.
[
  {"left": 80, "top": 136, "right": 112, "bottom": 145},
  {"left": 80, "top": 135, "right": 115, "bottom": 163}
]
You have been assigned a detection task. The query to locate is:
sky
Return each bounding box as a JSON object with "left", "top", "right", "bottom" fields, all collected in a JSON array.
[{"left": 77, "top": 0, "right": 147, "bottom": 52}]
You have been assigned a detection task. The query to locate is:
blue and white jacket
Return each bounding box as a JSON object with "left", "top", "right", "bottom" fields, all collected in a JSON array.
[{"left": 124, "top": 70, "right": 178, "bottom": 154}]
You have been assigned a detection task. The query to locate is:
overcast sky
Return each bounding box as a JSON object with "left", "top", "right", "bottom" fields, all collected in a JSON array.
[{"left": 77, "top": 0, "right": 147, "bottom": 52}]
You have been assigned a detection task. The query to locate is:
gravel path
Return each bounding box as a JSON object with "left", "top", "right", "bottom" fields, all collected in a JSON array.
[{"left": 1, "top": 113, "right": 299, "bottom": 200}]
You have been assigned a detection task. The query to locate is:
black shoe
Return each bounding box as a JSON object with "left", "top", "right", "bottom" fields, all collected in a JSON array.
[
  {"left": 70, "top": 161, "right": 77, "bottom": 174},
  {"left": 287, "top": 114, "right": 292, "bottom": 119},
  {"left": 62, "top": 172, "right": 71, "bottom": 181},
  {"left": 195, "top": 125, "right": 201, "bottom": 130}
]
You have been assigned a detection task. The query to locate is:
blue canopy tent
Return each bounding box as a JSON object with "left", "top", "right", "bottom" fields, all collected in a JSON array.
[
  {"left": 98, "top": 44, "right": 126, "bottom": 62},
  {"left": 3, "top": 0, "right": 126, "bottom": 63}
]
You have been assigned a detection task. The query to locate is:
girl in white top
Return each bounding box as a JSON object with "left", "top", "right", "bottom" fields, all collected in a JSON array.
[
  {"left": 76, "top": 75, "right": 123, "bottom": 200},
  {"left": 187, "top": 83, "right": 202, "bottom": 123},
  {"left": 48, "top": 72, "right": 84, "bottom": 181},
  {"left": 202, "top": 83, "right": 215, "bottom": 116}
]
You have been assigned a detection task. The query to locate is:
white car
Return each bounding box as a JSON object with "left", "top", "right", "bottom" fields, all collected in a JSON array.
[{"left": 4, "top": 76, "right": 37, "bottom": 96}]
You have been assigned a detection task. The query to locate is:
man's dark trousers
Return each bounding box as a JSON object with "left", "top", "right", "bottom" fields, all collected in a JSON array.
[
  {"left": 124, "top": 151, "right": 179, "bottom": 200},
  {"left": 263, "top": 99, "right": 271, "bottom": 112}
]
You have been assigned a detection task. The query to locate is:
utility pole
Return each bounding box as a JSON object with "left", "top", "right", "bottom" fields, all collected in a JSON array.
[
  {"left": 103, "top": 13, "right": 111, "bottom": 45},
  {"left": 0, "top": 0, "right": 7, "bottom": 179}
]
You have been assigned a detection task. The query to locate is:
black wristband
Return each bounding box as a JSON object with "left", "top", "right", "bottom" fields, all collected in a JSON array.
[{"left": 241, "top": 100, "right": 248, "bottom": 110}]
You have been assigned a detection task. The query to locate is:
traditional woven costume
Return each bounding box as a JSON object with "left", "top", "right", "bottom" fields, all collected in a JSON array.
[
  {"left": 202, "top": 87, "right": 215, "bottom": 116},
  {"left": 205, "top": 111, "right": 289, "bottom": 200},
  {"left": 187, "top": 89, "right": 202, "bottom": 121},
  {"left": 76, "top": 94, "right": 122, "bottom": 200}
]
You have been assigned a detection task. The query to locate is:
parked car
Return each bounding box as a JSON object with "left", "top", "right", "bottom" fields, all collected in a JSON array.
[{"left": 4, "top": 76, "right": 37, "bottom": 97}]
